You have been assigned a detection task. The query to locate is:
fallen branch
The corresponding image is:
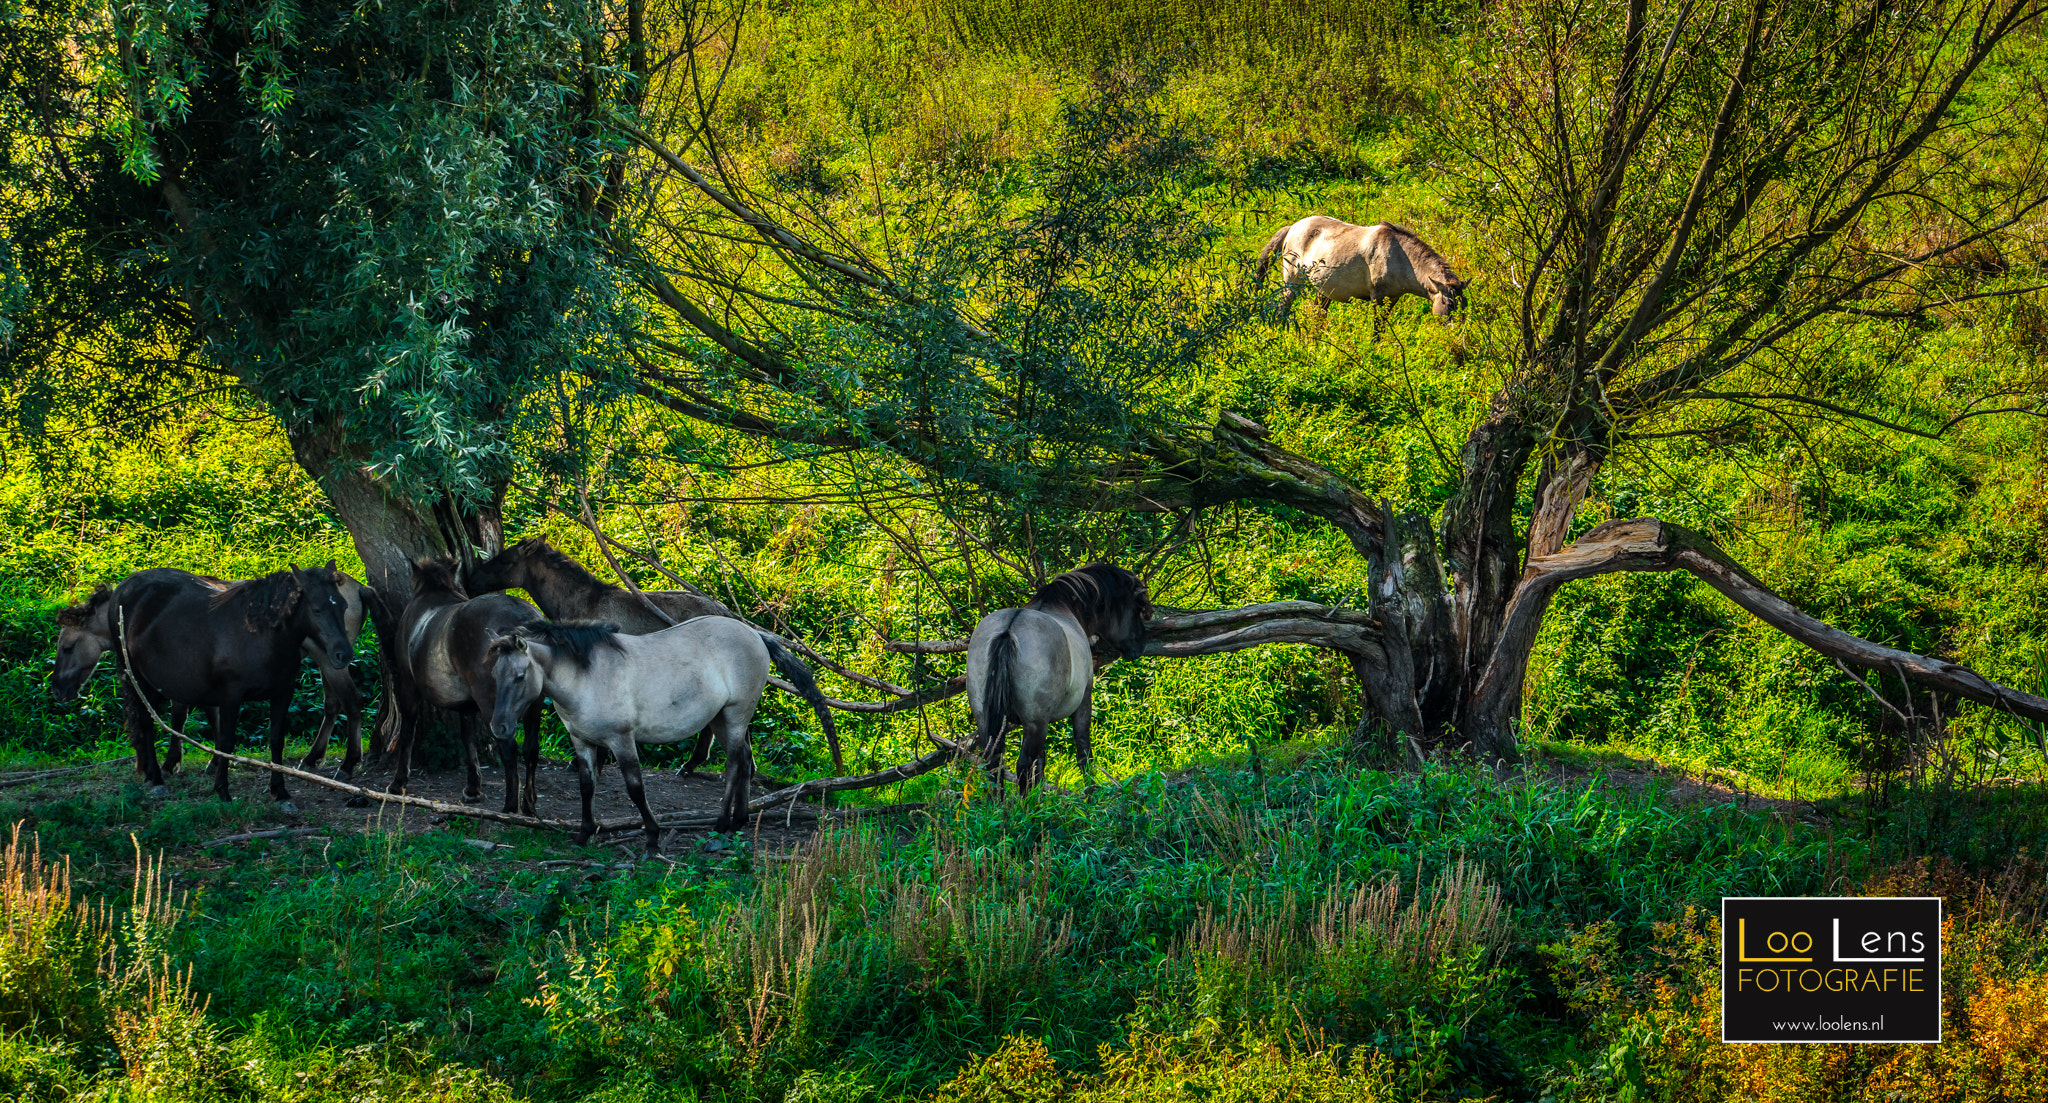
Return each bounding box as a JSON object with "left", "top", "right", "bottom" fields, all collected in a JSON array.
[
  {"left": 598, "top": 743, "right": 968, "bottom": 837},
  {"left": 201, "top": 827, "right": 327, "bottom": 847}
]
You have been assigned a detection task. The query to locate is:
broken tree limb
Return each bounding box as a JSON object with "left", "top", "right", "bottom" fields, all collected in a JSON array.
[
  {"left": 1469, "top": 517, "right": 2048, "bottom": 758},
  {"left": 202, "top": 827, "right": 327, "bottom": 847}
]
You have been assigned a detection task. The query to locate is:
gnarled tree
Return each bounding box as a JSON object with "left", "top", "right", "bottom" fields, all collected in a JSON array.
[{"left": 615, "top": 0, "right": 2048, "bottom": 761}]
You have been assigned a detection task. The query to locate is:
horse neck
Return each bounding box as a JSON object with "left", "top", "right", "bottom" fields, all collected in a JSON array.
[
  {"left": 525, "top": 556, "right": 615, "bottom": 620},
  {"left": 531, "top": 644, "right": 591, "bottom": 717}
]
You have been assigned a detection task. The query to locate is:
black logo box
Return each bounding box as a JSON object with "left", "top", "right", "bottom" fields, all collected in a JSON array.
[{"left": 1721, "top": 897, "right": 1942, "bottom": 1043}]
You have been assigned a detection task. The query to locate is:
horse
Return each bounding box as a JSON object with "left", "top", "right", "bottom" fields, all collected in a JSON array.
[
  {"left": 486, "top": 616, "right": 772, "bottom": 851},
  {"left": 67, "top": 565, "right": 354, "bottom": 807},
  {"left": 54, "top": 567, "right": 374, "bottom": 784},
  {"left": 1254, "top": 216, "right": 1469, "bottom": 327},
  {"left": 966, "top": 562, "right": 1153, "bottom": 796},
  {"left": 391, "top": 557, "right": 543, "bottom": 813},
  {"left": 467, "top": 536, "right": 843, "bottom": 772}
]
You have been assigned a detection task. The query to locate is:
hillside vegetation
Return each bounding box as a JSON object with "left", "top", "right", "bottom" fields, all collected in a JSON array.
[{"left": 2, "top": 0, "right": 2047, "bottom": 1099}]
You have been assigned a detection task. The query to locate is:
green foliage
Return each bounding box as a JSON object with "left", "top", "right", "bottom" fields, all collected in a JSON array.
[{"left": 3, "top": 0, "right": 643, "bottom": 508}]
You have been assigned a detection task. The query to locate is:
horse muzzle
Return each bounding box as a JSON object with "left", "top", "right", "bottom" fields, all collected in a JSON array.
[{"left": 329, "top": 645, "right": 354, "bottom": 668}]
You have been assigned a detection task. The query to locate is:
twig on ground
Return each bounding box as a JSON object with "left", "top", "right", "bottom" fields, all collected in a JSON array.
[{"left": 200, "top": 827, "right": 328, "bottom": 847}]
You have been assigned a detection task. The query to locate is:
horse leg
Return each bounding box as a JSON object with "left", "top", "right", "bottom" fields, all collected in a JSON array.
[
  {"left": 1017, "top": 721, "right": 1048, "bottom": 796},
  {"left": 494, "top": 721, "right": 522, "bottom": 816},
  {"left": 124, "top": 680, "right": 169, "bottom": 797},
  {"left": 618, "top": 750, "right": 661, "bottom": 856},
  {"left": 210, "top": 702, "right": 238, "bottom": 801},
  {"left": 570, "top": 739, "right": 601, "bottom": 846},
  {"left": 459, "top": 713, "right": 484, "bottom": 803},
  {"left": 1275, "top": 282, "right": 1300, "bottom": 324},
  {"left": 1072, "top": 683, "right": 1094, "bottom": 778},
  {"left": 302, "top": 675, "right": 337, "bottom": 772},
  {"left": 982, "top": 722, "right": 1010, "bottom": 798},
  {"left": 267, "top": 695, "right": 296, "bottom": 809},
  {"left": 713, "top": 702, "right": 758, "bottom": 834},
  {"left": 163, "top": 705, "right": 187, "bottom": 775},
  {"left": 681, "top": 727, "right": 715, "bottom": 775},
  {"left": 335, "top": 675, "right": 364, "bottom": 780},
  {"left": 385, "top": 689, "right": 420, "bottom": 796},
  {"left": 520, "top": 704, "right": 542, "bottom": 817}
]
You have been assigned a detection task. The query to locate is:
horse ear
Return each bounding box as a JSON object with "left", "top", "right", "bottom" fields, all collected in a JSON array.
[
  {"left": 515, "top": 635, "right": 529, "bottom": 653},
  {"left": 324, "top": 559, "right": 338, "bottom": 572}
]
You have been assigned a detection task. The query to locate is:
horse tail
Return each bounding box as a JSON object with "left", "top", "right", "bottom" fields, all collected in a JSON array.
[
  {"left": 1254, "top": 224, "right": 1291, "bottom": 285},
  {"left": 976, "top": 620, "right": 1020, "bottom": 768},
  {"left": 760, "top": 634, "right": 843, "bottom": 773}
]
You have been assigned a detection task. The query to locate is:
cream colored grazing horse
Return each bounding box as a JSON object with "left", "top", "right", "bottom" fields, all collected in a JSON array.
[
  {"left": 1255, "top": 216, "right": 1469, "bottom": 325},
  {"left": 966, "top": 563, "right": 1153, "bottom": 796},
  {"left": 486, "top": 617, "right": 772, "bottom": 852}
]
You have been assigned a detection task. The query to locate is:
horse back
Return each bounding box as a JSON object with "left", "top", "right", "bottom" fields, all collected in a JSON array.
[
  {"left": 418, "top": 593, "right": 539, "bottom": 710},
  {"left": 595, "top": 588, "right": 734, "bottom": 633},
  {"left": 966, "top": 606, "right": 1091, "bottom": 724},
  {"left": 117, "top": 571, "right": 299, "bottom": 703}
]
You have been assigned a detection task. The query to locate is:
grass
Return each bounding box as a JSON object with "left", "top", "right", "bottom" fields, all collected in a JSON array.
[{"left": 1, "top": 748, "right": 2044, "bottom": 1101}]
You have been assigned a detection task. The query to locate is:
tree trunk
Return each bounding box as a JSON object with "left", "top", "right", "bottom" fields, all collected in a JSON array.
[{"left": 289, "top": 423, "right": 507, "bottom": 774}]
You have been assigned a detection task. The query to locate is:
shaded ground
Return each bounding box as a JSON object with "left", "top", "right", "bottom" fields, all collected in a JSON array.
[{"left": 1, "top": 745, "right": 826, "bottom": 859}]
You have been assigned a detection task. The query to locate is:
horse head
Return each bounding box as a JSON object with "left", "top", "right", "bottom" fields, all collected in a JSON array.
[
  {"left": 290, "top": 561, "right": 357, "bottom": 669},
  {"left": 51, "top": 584, "right": 115, "bottom": 703},
  {"left": 1431, "top": 275, "right": 1470, "bottom": 319},
  {"left": 485, "top": 630, "right": 546, "bottom": 743},
  {"left": 466, "top": 539, "right": 542, "bottom": 595},
  {"left": 1035, "top": 562, "right": 1154, "bottom": 662}
]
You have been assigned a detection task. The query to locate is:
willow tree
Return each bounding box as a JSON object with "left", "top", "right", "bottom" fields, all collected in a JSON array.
[
  {"left": 0, "top": 0, "right": 652, "bottom": 600},
  {"left": 616, "top": 0, "right": 2048, "bottom": 760}
]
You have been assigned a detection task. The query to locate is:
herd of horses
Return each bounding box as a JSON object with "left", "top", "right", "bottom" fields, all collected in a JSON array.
[
  {"left": 44, "top": 212, "right": 1458, "bottom": 852},
  {"left": 49, "top": 540, "right": 1153, "bottom": 852}
]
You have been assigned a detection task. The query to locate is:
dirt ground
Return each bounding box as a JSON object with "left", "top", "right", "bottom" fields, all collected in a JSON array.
[{"left": 3, "top": 745, "right": 828, "bottom": 858}]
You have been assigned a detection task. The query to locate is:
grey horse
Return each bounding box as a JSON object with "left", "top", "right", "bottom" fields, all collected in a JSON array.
[
  {"left": 466, "top": 536, "right": 842, "bottom": 771},
  {"left": 486, "top": 617, "right": 772, "bottom": 851},
  {"left": 1255, "top": 216, "right": 1469, "bottom": 325},
  {"left": 966, "top": 563, "right": 1153, "bottom": 796}
]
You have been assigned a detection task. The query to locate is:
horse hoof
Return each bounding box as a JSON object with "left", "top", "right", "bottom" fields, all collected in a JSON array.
[
  {"left": 462, "top": 793, "right": 484, "bottom": 805},
  {"left": 571, "top": 832, "right": 593, "bottom": 847},
  {"left": 345, "top": 796, "right": 371, "bottom": 809},
  {"left": 277, "top": 801, "right": 299, "bottom": 815},
  {"left": 148, "top": 785, "right": 171, "bottom": 800}
]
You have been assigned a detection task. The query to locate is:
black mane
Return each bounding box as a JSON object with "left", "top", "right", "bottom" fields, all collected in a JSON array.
[
  {"left": 513, "top": 619, "right": 625, "bottom": 667},
  {"left": 209, "top": 568, "right": 308, "bottom": 627},
  {"left": 1026, "top": 562, "right": 1152, "bottom": 623},
  {"left": 56, "top": 584, "right": 112, "bottom": 628}
]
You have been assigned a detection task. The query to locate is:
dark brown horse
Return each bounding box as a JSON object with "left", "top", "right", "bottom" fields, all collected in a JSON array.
[
  {"left": 87, "top": 565, "right": 355, "bottom": 807},
  {"left": 467, "top": 537, "right": 843, "bottom": 771},
  {"left": 967, "top": 563, "right": 1153, "bottom": 795},
  {"left": 55, "top": 567, "right": 373, "bottom": 782},
  {"left": 392, "top": 557, "right": 542, "bottom": 813}
]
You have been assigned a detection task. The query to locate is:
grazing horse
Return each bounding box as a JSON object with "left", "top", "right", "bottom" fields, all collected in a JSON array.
[
  {"left": 1255, "top": 216, "right": 1469, "bottom": 326},
  {"left": 392, "top": 557, "right": 543, "bottom": 813},
  {"left": 54, "top": 568, "right": 374, "bottom": 782},
  {"left": 487, "top": 617, "right": 772, "bottom": 851},
  {"left": 966, "top": 563, "right": 1153, "bottom": 795},
  {"left": 80, "top": 565, "right": 354, "bottom": 807},
  {"left": 467, "top": 536, "right": 843, "bottom": 771}
]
